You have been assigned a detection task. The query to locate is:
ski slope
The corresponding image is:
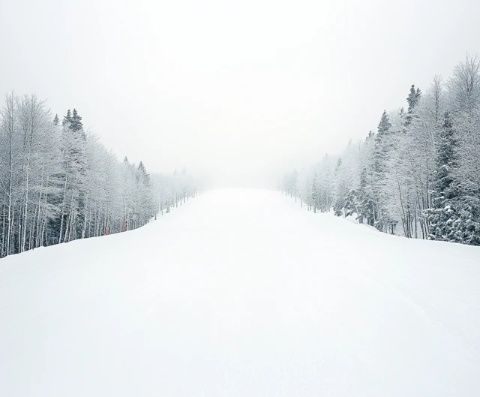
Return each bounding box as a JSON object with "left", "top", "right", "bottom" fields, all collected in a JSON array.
[{"left": 1, "top": 189, "right": 480, "bottom": 397}]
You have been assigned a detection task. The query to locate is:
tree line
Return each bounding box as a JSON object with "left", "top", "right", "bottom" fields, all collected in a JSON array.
[
  {"left": 0, "top": 94, "right": 196, "bottom": 257},
  {"left": 283, "top": 57, "right": 480, "bottom": 245}
]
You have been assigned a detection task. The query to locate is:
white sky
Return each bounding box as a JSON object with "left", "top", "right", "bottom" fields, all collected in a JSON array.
[{"left": 1, "top": 0, "right": 479, "bottom": 186}]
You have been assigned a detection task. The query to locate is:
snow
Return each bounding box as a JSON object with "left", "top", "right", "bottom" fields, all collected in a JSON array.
[{"left": 1, "top": 188, "right": 480, "bottom": 397}]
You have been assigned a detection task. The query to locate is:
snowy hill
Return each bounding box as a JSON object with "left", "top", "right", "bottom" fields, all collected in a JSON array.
[{"left": 1, "top": 189, "right": 480, "bottom": 397}]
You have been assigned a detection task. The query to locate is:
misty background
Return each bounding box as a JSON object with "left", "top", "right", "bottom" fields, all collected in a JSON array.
[{"left": 1, "top": 0, "right": 479, "bottom": 186}]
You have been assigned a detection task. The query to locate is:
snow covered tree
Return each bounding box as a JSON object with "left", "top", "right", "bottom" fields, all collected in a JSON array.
[
  {"left": 445, "top": 56, "right": 480, "bottom": 244},
  {"left": 0, "top": 95, "right": 197, "bottom": 257},
  {"left": 427, "top": 112, "right": 462, "bottom": 241},
  {"left": 405, "top": 84, "right": 422, "bottom": 126},
  {"left": 282, "top": 56, "right": 480, "bottom": 245},
  {"left": 371, "top": 110, "right": 396, "bottom": 232}
]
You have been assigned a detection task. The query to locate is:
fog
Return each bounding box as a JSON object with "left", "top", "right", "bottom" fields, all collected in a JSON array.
[{"left": 1, "top": 0, "right": 479, "bottom": 187}]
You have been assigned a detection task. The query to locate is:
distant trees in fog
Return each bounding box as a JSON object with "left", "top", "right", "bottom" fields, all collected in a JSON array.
[
  {"left": 0, "top": 95, "right": 196, "bottom": 257},
  {"left": 283, "top": 57, "right": 480, "bottom": 245}
]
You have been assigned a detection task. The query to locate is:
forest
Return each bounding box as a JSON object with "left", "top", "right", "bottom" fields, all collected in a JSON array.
[
  {"left": 0, "top": 95, "right": 196, "bottom": 257},
  {"left": 283, "top": 57, "right": 480, "bottom": 245}
]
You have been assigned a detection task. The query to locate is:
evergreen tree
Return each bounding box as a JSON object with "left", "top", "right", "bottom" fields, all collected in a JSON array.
[
  {"left": 377, "top": 110, "right": 392, "bottom": 134},
  {"left": 62, "top": 109, "right": 72, "bottom": 126},
  {"left": 428, "top": 112, "right": 461, "bottom": 242},
  {"left": 70, "top": 108, "right": 83, "bottom": 133},
  {"left": 405, "top": 84, "right": 422, "bottom": 126},
  {"left": 428, "top": 111, "right": 480, "bottom": 245},
  {"left": 407, "top": 85, "right": 422, "bottom": 113}
]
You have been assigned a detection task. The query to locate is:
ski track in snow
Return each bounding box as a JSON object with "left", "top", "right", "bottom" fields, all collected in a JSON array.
[{"left": 1, "top": 189, "right": 480, "bottom": 397}]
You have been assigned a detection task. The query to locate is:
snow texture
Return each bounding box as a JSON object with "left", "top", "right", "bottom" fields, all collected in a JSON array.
[{"left": 1, "top": 189, "right": 480, "bottom": 396}]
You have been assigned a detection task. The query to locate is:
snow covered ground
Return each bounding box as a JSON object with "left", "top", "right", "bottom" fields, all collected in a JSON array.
[{"left": 1, "top": 189, "right": 480, "bottom": 397}]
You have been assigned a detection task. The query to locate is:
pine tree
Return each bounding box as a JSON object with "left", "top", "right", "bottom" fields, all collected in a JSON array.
[
  {"left": 70, "top": 109, "right": 83, "bottom": 133},
  {"left": 62, "top": 109, "right": 72, "bottom": 126},
  {"left": 430, "top": 111, "right": 480, "bottom": 245},
  {"left": 407, "top": 85, "right": 422, "bottom": 112},
  {"left": 377, "top": 110, "right": 392, "bottom": 135},
  {"left": 428, "top": 112, "right": 461, "bottom": 241},
  {"left": 405, "top": 84, "right": 422, "bottom": 126}
]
